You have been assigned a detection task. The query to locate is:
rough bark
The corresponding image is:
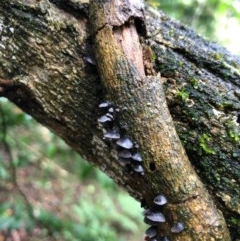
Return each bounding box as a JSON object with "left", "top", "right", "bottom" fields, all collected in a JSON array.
[{"left": 0, "top": 0, "right": 239, "bottom": 239}]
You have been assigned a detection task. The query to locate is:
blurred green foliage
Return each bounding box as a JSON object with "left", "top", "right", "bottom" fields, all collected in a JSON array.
[
  {"left": 0, "top": 100, "right": 146, "bottom": 241},
  {"left": 147, "top": 0, "right": 240, "bottom": 54}
]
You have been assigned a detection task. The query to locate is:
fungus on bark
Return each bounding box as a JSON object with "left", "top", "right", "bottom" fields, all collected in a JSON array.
[{"left": 153, "top": 194, "right": 167, "bottom": 206}]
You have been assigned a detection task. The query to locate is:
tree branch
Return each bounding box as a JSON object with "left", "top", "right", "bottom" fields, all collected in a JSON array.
[
  {"left": 0, "top": 0, "right": 239, "bottom": 238},
  {"left": 89, "top": 0, "right": 231, "bottom": 239}
]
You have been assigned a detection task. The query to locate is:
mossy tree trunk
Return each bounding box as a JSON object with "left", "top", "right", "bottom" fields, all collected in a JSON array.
[{"left": 0, "top": 0, "right": 239, "bottom": 240}]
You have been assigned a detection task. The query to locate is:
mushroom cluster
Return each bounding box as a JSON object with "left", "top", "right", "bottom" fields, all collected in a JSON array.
[
  {"left": 98, "top": 102, "right": 185, "bottom": 240},
  {"left": 143, "top": 194, "right": 184, "bottom": 240},
  {"left": 98, "top": 101, "right": 144, "bottom": 175},
  {"left": 144, "top": 194, "right": 168, "bottom": 241}
]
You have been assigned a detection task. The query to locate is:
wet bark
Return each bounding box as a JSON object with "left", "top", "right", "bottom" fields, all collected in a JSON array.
[{"left": 0, "top": 0, "right": 239, "bottom": 239}]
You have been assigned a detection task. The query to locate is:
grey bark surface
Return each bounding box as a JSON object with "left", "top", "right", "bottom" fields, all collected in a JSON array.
[{"left": 0, "top": 0, "right": 239, "bottom": 239}]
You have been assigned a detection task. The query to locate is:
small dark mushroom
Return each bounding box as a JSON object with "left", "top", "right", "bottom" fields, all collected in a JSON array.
[
  {"left": 171, "top": 222, "right": 184, "bottom": 233},
  {"left": 145, "top": 226, "right": 157, "bottom": 238},
  {"left": 118, "top": 150, "right": 132, "bottom": 158},
  {"left": 131, "top": 152, "right": 142, "bottom": 162},
  {"left": 104, "top": 129, "right": 120, "bottom": 140},
  {"left": 116, "top": 137, "right": 134, "bottom": 149},
  {"left": 132, "top": 164, "right": 144, "bottom": 173},
  {"left": 98, "top": 115, "right": 112, "bottom": 123},
  {"left": 144, "top": 211, "right": 166, "bottom": 224},
  {"left": 154, "top": 194, "right": 167, "bottom": 206}
]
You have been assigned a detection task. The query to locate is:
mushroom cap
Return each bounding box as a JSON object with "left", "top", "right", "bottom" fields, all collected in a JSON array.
[
  {"left": 171, "top": 222, "right": 184, "bottom": 233},
  {"left": 84, "top": 56, "right": 96, "bottom": 65},
  {"left": 145, "top": 211, "right": 166, "bottom": 224},
  {"left": 145, "top": 226, "right": 157, "bottom": 238},
  {"left": 98, "top": 115, "right": 112, "bottom": 123},
  {"left": 154, "top": 194, "right": 167, "bottom": 206},
  {"left": 116, "top": 137, "right": 134, "bottom": 149},
  {"left": 104, "top": 129, "right": 120, "bottom": 140},
  {"left": 99, "top": 101, "right": 110, "bottom": 108},
  {"left": 132, "top": 164, "right": 144, "bottom": 173},
  {"left": 118, "top": 150, "right": 132, "bottom": 158},
  {"left": 131, "top": 152, "right": 142, "bottom": 162},
  {"left": 108, "top": 107, "right": 114, "bottom": 113},
  {"left": 105, "top": 113, "right": 114, "bottom": 119}
]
